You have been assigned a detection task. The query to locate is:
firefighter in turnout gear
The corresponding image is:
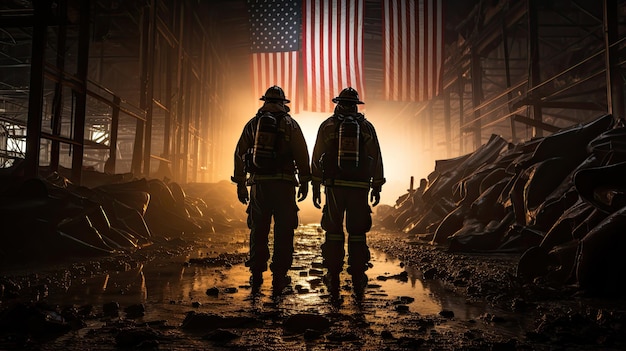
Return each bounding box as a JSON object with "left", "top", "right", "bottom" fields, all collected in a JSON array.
[
  {"left": 232, "top": 86, "right": 311, "bottom": 294},
  {"left": 311, "top": 87, "right": 385, "bottom": 298}
]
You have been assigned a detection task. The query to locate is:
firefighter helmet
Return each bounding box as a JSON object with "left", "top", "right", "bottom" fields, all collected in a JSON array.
[
  {"left": 332, "top": 87, "right": 364, "bottom": 104},
  {"left": 260, "top": 85, "right": 290, "bottom": 103}
]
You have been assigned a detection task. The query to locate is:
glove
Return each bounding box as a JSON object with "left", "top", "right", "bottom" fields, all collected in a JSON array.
[
  {"left": 237, "top": 184, "right": 249, "bottom": 205},
  {"left": 370, "top": 187, "right": 381, "bottom": 207},
  {"left": 312, "top": 183, "right": 322, "bottom": 209},
  {"left": 297, "top": 182, "right": 309, "bottom": 202}
]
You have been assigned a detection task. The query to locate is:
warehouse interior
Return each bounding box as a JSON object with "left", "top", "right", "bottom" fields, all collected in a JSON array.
[
  {"left": 1, "top": 1, "right": 626, "bottom": 349},
  {"left": 1, "top": 0, "right": 623, "bottom": 200}
]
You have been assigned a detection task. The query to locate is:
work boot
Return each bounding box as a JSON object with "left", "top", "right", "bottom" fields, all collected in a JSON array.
[
  {"left": 351, "top": 272, "right": 368, "bottom": 299},
  {"left": 250, "top": 270, "right": 263, "bottom": 293},
  {"left": 323, "top": 271, "right": 340, "bottom": 297},
  {"left": 272, "top": 273, "right": 291, "bottom": 295}
]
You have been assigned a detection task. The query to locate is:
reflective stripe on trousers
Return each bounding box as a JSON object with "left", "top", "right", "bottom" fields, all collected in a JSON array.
[
  {"left": 320, "top": 186, "right": 372, "bottom": 274},
  {"left": 246, "top": 180, "right": 299, "bottom": 274}
]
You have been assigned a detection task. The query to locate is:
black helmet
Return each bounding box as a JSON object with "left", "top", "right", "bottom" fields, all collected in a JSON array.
[
  {"left": 332, "top": 87, "right": 364, "bottom": 104},
  {"left": 260, "top": 85, "right": 290, "bottom": 103}
]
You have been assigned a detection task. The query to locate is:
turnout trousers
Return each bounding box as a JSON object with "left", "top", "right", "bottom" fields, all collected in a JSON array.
[
  {"left": 245, "top": 180, "right": 299, "bottom": 276},
  {"left": 320, "top": 186, "right": 372, "bottom": 275}
]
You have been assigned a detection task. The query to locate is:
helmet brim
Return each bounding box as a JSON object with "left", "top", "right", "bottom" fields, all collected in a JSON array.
[
  {"left": 332, "top": 97, "right": 364, "bottom": 104},
  {"left": 260, "top": 97, "right": 291, "bottom": 103}
]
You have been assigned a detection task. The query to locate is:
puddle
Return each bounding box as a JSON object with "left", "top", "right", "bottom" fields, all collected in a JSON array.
[{"left": 43, "top": 224, "right": 532, "bottom": 338}]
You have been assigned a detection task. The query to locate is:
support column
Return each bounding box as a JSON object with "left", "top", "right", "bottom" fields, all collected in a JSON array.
[
  {"left": 457, "top": 72, "right": 464, "bottom": 154},
  {"left": 142, "top": 0, "right": 157, "bottom": 176},
  {"left": 528, "top": 0, "right": 543, "bottom": 137},
  {"left": 173, "top": 2, "right": 186, "bottom": 181},
  {"left": 50, "top": 0, "right": 67, "bottom": 172},
  {"left": 443, "top": 90, "right": 452, "bottom": 157},
  {"left": 173, "top": 59, "right": 185, "bottom": 181},
  {"left": 153, "top": 41, "right": 174, "bottom": 180},
  {"left": 105, "top": 96, "right": 121, "bottom": 174},
  {"left": 502, "top": 18, "right": 517, "bottom": 143},
  {"left": 470, "top": 48, "right": 483, "bottom": 149},
  {"left": 198, "top": 39, "right": 208, "bottom": 182},
  {"left": 604, "top": 0, "right": 625, "bottom": 121},
  {"left": 162, "top": 44, "right": 173, "bottom": 166},
  {"left": 25, "top": 0, "right": 51, "bottom": 178},
  {"left": 70, "top": 0, "right": 91, "bottom": 185},
  {"left": 192, "top": 56, "right": 203, "bottom": 183},
  {"left": 192, "top": 86, "right": 200, "bottom": 183},
  {"left": 181, "top": 66, "right": 192, "bottom": 183}
]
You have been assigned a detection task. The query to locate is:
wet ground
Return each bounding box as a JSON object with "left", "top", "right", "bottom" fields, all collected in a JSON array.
[{"left": 1, "top": 224, "right": 626, "bottom": 350}]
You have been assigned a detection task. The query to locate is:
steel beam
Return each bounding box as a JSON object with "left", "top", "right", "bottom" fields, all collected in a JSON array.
[
  {"left": 470, "top": 48, "right": 483, "bottom": 149},
  {"left": 604, "top": 0, "right": 625, "bottom": 120},
  {"left": 105, "top": 96, "right": 121, "bottom": 174},
  {"left": 24, "top": 0, "right": 50, "bottom": 178},
  {"left": 443, "top": 90, "right": 452, "bottom": 157},
  {"left": 512, "top": 114, "right": 560, "bottom": 133},
  {"left": 131, "top": 3, "right": 150, "bottom": 175},
  {"left": 173, "top": 1, "right": 186, "bottom": 181},
  {"left": 142, "top": 0, "right": 157, "bottom": 176},
  {"left": 70, "top": 0, "right": 91, "bottom": 185},
  {"left": 528, "top": 0, "right": 544, "bottom": 137},
  {"left": 50, "top": 0, "right": 67, "bottom": 172},
  {"left": 457, "top": 71, "right": 464, "bottom": 154}
]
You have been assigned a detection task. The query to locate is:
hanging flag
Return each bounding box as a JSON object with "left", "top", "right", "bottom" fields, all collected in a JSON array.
[
  {"left": 248, "top": 0, "right": 301, "bottom": 113},
  {"left": 383, "top": 0, "right": 444, "bottom": 102},
  {"left": 303, "top": 0, "right": 365, "bottom": 113}
]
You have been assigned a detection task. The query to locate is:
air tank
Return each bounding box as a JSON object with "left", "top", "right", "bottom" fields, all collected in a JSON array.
[
  {"left": 338, "top": 117, "right": 359, "bottom": 169},
  {"left": 253, "top": 112, "right": 278, "bottom": 169}
]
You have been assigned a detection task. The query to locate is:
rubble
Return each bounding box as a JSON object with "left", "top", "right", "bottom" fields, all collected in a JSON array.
[
  {"left": 0, "top": 166, "right": 246, "bottom": 262},
  {"left": 376, "top": 113, "right": 626, "bottom": 295}
]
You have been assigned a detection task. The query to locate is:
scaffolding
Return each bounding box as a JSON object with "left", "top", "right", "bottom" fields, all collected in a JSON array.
[
  {"left": 0, "top": 0, "right": 231, "bottom": 184},
  {"left": 427, "top": 0, "right": 625, "bottom": 159}
]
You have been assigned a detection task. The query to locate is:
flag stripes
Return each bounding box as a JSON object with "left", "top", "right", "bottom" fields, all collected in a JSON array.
[
  {"left": 303, "top": 0, "right": 365, "bottom": 113},
  {"left": 383, "top": 0, "right": 443, "bottom": 102},
  {"left": 248, "top": 0, "right": 444, "bottom": 111},
  {"left": 251, "top": 52, "right": 299, "bottom": 113}
]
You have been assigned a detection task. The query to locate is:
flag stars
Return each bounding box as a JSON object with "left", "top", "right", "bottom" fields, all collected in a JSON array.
[{"left": 248, "top": 0, "right": 301, "bottom": 53}]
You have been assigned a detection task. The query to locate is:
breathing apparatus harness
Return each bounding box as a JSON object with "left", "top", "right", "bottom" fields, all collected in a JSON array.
[
  {"left": 244, "top": 110, "right": 291, "bottom": 176},
  {"left": 320, "top": 113, "right": 373, "bottom": 188}
]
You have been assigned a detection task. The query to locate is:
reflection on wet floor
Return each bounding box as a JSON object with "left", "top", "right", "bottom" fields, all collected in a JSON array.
[{"left": 47, "top": 224, "right": 530, "bottom": 339}]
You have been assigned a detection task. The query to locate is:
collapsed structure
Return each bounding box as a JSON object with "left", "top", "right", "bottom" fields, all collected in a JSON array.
[{"left": 379, "top": 113, "right": 626, "bottom": 295}]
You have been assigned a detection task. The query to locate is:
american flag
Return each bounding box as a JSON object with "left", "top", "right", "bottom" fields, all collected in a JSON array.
[
  {"left": 303, "top": 0, "right": 365, "bottom": 113},
  {"left": 383, "top": 0, "right": 444, "bottom": 102},
  {"left": 248, "top": 0, "right": 301, "bottom": 113}
]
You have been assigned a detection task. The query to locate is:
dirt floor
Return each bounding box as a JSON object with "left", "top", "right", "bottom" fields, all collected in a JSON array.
[{"left": 1, "top": 223, "right": 626, "bottom": 350}]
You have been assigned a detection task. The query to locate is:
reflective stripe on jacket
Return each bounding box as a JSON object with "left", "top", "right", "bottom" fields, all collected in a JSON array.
[
  {"left": 311, "top": 113, "right": 385, "bottom": 189},
  {"left": 233, "top": 103, "right": 311, "bottom": 186}
]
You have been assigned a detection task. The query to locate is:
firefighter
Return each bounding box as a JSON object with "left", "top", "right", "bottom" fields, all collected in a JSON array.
[
  {"left": 232, "top": 85, "right": 311, "bottom": 294},
  {"left": 311, "top": 87, "right": 385, "bottom": 298}
]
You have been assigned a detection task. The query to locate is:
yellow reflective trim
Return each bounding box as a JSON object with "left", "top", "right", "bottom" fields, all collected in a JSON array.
[
  {"left": 331, "top": 179, "right": 370, "bottom": 188},
  {"left": 349, "top": 236, "right": 366, "bottom": 242},
  {"left": 253, "top": 173, "right": 297, "bottom": 182},
  {"left": 327, "top": 234, "right": 344, "bottom": 241}
]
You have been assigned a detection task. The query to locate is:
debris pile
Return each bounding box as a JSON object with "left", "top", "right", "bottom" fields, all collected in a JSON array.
[
  {"left": 0, "top": 166, "right": 246, "bottom": 261},
  {"left": 376, "top": 114, "right": 626, "bottom": 295}
]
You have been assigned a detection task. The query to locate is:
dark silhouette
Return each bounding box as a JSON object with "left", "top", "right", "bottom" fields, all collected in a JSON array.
[
  {"left": 232, "top": 86, "right": 311, "bottom": 294},
  {"left": 310, "top": 87, "right": 385, "bottom": 298}
]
